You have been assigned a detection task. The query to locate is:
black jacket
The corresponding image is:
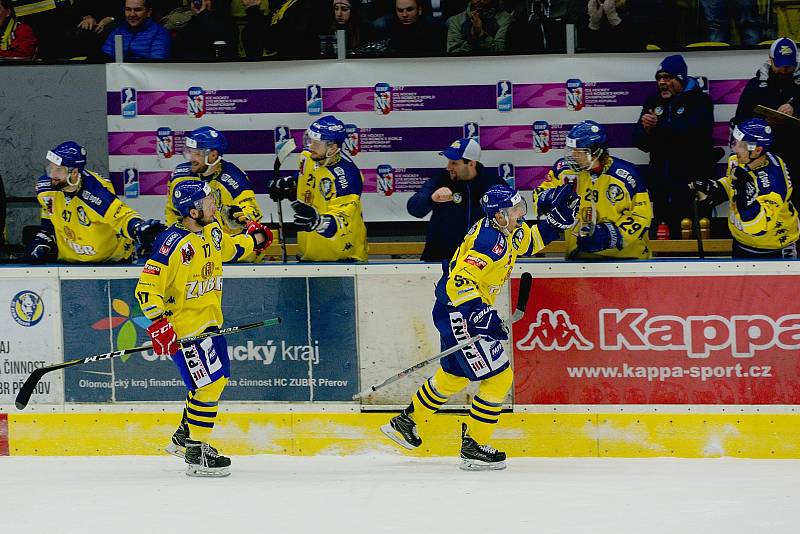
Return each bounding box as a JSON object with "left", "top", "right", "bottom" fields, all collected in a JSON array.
[
  {"left": 407, "top": 166, "right": 505, "bottom": 262},
  {"left": 632, "top": 77, "right": 716, "bottom": 191},
  {"left": 734, "top": 62, "right": 800, "bottom": 167}
]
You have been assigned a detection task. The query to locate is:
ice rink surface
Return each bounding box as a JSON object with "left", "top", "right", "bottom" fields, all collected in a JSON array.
[{"left": 3, "top": 454, "right": 799, "bottom": 533}]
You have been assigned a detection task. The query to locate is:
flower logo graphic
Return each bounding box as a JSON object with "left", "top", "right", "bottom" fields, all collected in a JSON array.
[{"left": 91, "top": 298, "right": 151, "bottom": 362}]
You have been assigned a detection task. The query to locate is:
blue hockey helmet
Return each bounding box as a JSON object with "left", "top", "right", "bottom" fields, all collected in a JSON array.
[
  {"left": 173, "top": 180, "right": 213, "bottom": 217},
  {"left": 304, "top": 115, "right": 347, "bottom": 146},
  {"left": 46, "top": 141, "right": 87, "bottom": 170},
  {"left": 732, "top": 118, "right": 772, "bottom": 150},
  {"left": 481, "top": 183, "right": 527, "bottom": 222},
  {"left": 185, "top": 126, "right": 228, "bottom": 155},
  {"left": 565, "top": 120, "right": 608, "bottom": 171}
]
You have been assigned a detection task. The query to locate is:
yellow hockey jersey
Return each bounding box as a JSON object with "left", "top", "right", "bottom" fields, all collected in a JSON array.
[
  {"left": 295, "top": 150, "right": 368, "bottom": 262},
  {"left": 135, "top": 221, "right": 256, "bottom": 338},
  {"left": 166, "top": 160, "right": 264, "bottom": 262},
  {"left": 36, "top": 171, "right": 140, "bottom": 263},
  {"left": 533, "top": 157, "right": 653, "bottom": 260},
  {"left": 436, "top": 218, "right": 546, "bottom": 308},
  {"left": 721, "top": 153, "right": 800, "bottom": 250}
]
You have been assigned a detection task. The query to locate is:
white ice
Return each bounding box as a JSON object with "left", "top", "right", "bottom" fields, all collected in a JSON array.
[{"left": 2, "top": 454, "right": 799, "bottom": 533}]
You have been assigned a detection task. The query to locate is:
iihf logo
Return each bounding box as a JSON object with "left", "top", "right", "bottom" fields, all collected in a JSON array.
[
  {"left": 516, "top": 309, "right": 593, "bottom": 351},
  {"left": 532, "top": 121, "right": 551, "bottom": 153},
  {"left": 120, "top": 87, "right": 137, "bottom": 118},
  {"left": 498, "top": 163, "right": 515, "bottom": 188},
  {"left": 306, "top": 84, "right": 322, "bottom": 115},
  {"left": 463, "top": 122, "right": 480, "bottom": 142},
  {"left": 496, "top": 80, "right": 513, "bottom": 112},
  {"left": 187, "top": 86, "right": 205, "bottom": 118},
  {"left": 343, "top": 124, "right": 360, "bottom": 156},
  {"left": 156, "top": 127, "right": 174, "bottom": 159},
  {"left": 374, "top": 83, "right": 392, "bottom": 115},
  {"left": 566, "top": 79, "right": 584, "bottom": 111}
]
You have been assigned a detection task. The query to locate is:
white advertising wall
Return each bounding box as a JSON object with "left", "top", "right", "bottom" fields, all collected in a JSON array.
[
  {"left": 0, "top": 268, "right": 63, "bottom": 405},
  {"left": 105, "top": 50, "right": 764, "bottom": 222}
]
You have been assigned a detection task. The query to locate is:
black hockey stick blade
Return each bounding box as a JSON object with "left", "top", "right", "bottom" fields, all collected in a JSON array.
[
  {"left": 511, "top": 272, "right": 533, "bottom": 323},
  {"left": 272, "top": 137, "right": 296, "bottom": 263},
  {"left": 14, "top": 317, "right": 281, "bottom": 410}
]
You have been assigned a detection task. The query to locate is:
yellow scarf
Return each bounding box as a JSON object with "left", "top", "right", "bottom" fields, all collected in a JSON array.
[
  {"left": 271, "top": 0, "right": 299, "bottom": 26},
  {"left": 0, "top": 17, "right": 20, "bottom": 51}
]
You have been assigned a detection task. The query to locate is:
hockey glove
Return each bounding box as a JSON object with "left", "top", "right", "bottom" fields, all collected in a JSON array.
[
  {"left": 290, "top": 200, "right": 336, "bottom": 236},
  {"left": 26, "top": 228, "right": 55, "bottom": 263},
  {"left": 534, "top": 186, "right": 557, "bottom": 217},
  {"left": 465, "top": 304, "right": 508, "bottom": 342},
  {"left": 245, "top": 220, "right": 273, "bottom": 253},
  {"left": 587, "top": 0, "right": 603, "bottom": 30},
  {"left": 225, "top": 205, "right": 250, "bottom": 228},
  {"left": 576, "top": 221, "right": 624, "bottom": 253},
  {"left": 690, "top": 178, "right": 726, "bottom": 205},
  {"left": 602, "top": 0, "right": 622, "bottom": 26},
  {"left": 731, "top": 166, "right": 760, "bottom": 221},
  {"left": 133, "top": 219, "right": 166, "bottom": 256},
  {"left": 268, "top": 176, "right": 298, "bottom": 202},
  {"left": 543, "top": 185, "right": 579, "bottom": 230},
  {"left": 146, "top": 316, "right": 178, "bottom": 356}
]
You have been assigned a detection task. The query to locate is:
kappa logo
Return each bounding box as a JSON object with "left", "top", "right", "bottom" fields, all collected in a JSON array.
[{"left": 516, "top": 309, "right": 594, "bottom": 351}]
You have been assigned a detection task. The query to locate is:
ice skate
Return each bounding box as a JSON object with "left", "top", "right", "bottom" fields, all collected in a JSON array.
[
  {"left": 165, "top": 421, "right": 188, "bottom": 458},
  {"left": 459, "top": 423, "right": 506, "bottom": 471},
  {"left": 381, "top": 411, "right": 422, "bottom": 450},
  {"left": 185, "top": 439, "right": 231, "bottom": 477}
]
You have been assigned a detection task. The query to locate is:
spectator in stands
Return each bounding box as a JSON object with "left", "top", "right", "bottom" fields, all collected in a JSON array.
[
  {"left": 407, "top": 138, "right": 505, "bottom": 262},
  {"left": 579, "top": 0, "right": 663, "bottom": 51},
  {"left": 504, "top": 0, "right": 567, "bottom": 52},
  {"left": 699, "top": 0, "right": 761, "bottom": 45},
  {"left": 733, "top": 37, "right": 800, "bottom": 207},
  {"left": 0, "top": 0, "right": 37, "bottom": 59},
  {"left": 633, "top": 54, "right": 715, "bottom": 240},
  {"left": 171, "top": 0, "right": 238, "bottom": 59},
  {"left": 367, "top": 0, "right": 445, "bottom": 55},
  {"left": 241, "top": 0, "right": 324, "bottom": 59},
  {"left": 72, "top": 0, "right": 121, "bottom": 59},
  {"left": 101, "top": 0, "right": 171, "bottom": 60},
  {"left": 322, "top": 0, "right": 373, "bottom": 55},
  {"left": 11, "top": 0, "right": 70, "bottom": 59},
  {"left": 446, "top": 0, "right": 513, "bottom": 54}
]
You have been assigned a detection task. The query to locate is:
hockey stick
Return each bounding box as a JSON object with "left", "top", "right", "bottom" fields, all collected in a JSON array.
[
  {"left": 352, "top": 272, "right": 534, "bottom": 400},
  {"left": 14, "top": 317, "right": 281, "bottom": 410},
  {"left": 273, "top": 137, "right": 297, "bottom": 263},
  {"left": 692, "top": 190, "right": 705, "bottom": 259}
]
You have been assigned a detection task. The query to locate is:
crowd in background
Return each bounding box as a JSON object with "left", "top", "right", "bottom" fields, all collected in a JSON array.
[{"left": 0, "top": 0, "right": 790, "bottom": 62}]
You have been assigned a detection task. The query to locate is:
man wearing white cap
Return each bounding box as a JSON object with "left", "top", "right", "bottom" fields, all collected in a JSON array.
[
  {"left": 407, "top": 138, "right": 505, "bottom": 261},
  {"left": 735, "top": 37, "right": 800, "bottom": 205}
]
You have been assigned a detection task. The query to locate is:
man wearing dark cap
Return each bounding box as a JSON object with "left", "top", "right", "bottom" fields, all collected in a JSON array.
[
  {"left": 734, "top": 37, "right": 800, "bottom": 207},
  {"left": 633, "top": 54, "right": 715, "bottom": 240},
  {"left": 407, "top": 138, "right": 505, "bottom": 262}
]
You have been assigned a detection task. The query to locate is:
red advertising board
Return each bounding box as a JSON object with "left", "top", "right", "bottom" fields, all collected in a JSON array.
[
  {"left": 511, "top": 275, "right": 800, "bottom": 404},
  {"left": 0, "top": 413, "right": 8, "bottom": 456}
]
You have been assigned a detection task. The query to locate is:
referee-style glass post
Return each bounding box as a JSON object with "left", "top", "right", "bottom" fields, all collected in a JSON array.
[
  {"left": 336, "top": 29, "right": 346, "bottom": 60},
  {"left": 114, "top": 34, "right": 124, "bottom": 63}
]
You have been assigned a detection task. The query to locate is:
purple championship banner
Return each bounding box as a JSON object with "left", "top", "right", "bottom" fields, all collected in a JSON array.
[{"left": 106, "top": 52, "right": 761, "bottom": 222}]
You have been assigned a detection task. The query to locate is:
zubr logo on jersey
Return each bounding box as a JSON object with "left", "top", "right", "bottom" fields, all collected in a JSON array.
[{"left": 10, "top": 291, "right": 44, "bottom": 327}]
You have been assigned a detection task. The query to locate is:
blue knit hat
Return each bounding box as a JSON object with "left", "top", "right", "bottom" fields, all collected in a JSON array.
[{"left": 656, "top": 54, "right": 688, "bottom": 85}]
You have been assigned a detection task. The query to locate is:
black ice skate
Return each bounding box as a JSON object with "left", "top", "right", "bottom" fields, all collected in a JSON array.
[
  {"left": 380, "top": 411, "right": 422, "bottom": 450},
  {"left": 165, "top": 421, "right": 188, "bottom": 458},
  {"left": 185, "top": 439, "right": 231, "bottom": 477},
  {"left": 459, "top": 423, "right": 506, "bottom": 471}
]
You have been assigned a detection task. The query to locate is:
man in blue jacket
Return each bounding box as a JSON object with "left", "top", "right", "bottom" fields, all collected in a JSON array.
[
  {"left": 632, "top": 54, "right": 715, "bottom": 239},
  {"left": 407, "top": 138, "right": 505, "bottom": 262},
  {"left": 102, "top": 0, "right": 171, "bottom": 60}
]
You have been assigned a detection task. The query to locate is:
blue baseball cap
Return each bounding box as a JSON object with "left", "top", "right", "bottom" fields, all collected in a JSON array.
[
  {"left": 439, "top": 138, "right": 481, "bottom": 162},
  {"left": 770, "top": 37, "right": 798, "bottom": 68}
]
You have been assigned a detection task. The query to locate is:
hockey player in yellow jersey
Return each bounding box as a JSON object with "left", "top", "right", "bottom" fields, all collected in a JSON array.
[
  {"left": 136, "top": 180, "right": 272, "bottom": 477},
  {"left": 381, "top": 183, "right": 579, "bottom": 470},
  {"left": 533, "top": 120, "right": 653, "bottom": 260},
  {"left": 27, "top": 141, "right": 165, "bottom": 263},
  {"left": 691, "top": 118, "right": 799, "bottom": 258},
  {"left": 165, "top": 126, "right": 266, "bottom": 262},
  {"left": 268, "top": 115, "right": 368, "bottom": 261}
]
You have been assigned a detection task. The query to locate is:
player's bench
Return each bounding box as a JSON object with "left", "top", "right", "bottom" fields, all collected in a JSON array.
[{"left": 262, "top": 239, "right": 734, "bottom": 259}]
